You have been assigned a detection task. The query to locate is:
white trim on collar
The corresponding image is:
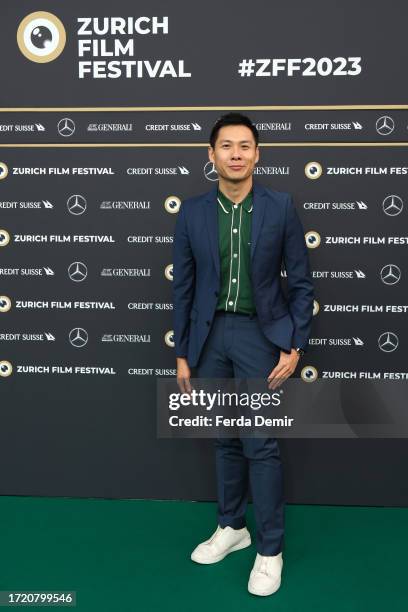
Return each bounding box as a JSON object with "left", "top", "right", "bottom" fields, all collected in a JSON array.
[{"left": 217, "top": 197, "right": 230, "bottom": 214}]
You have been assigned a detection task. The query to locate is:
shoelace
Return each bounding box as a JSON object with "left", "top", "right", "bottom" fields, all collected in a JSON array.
[
  {"left": 258, "top": 556, "right": 270, "bottom": 576},
  {"left": 207, "top": 526, "right": 223, "bottom": 545}
]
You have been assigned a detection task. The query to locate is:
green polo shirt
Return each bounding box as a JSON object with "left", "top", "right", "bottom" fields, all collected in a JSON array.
[{"left": 215, "top": 188, "right": 256, "bottom": 315}]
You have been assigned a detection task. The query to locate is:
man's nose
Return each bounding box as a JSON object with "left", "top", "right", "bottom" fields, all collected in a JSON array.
[{"left": 231, "top": 149, "right": 242, "bottom": 159}]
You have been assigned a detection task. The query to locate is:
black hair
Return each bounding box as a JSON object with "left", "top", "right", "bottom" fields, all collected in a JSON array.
[{"left": 209, "top": 112, "right": 259, "bottom": 149}]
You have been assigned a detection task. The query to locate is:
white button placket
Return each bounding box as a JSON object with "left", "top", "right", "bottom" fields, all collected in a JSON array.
[
  {"left": 225, "top": 204, "right": 242, "bottom": 312},
  {"left": 233, "top": 205, "right": 243, "bottom": 311}
]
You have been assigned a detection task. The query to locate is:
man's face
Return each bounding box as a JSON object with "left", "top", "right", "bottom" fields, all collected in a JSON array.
[{"left": 208, "top": 124, "right": 259, "bottom": 182}]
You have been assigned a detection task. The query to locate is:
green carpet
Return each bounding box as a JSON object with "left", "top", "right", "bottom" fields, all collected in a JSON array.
[{"left": 0, "top": 497, "right": 406, "bottom": 611}]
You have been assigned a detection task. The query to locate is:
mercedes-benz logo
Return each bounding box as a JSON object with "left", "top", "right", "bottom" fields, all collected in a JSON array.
[
  {"left": 57, "top": 117, "right": 75, "bottom": 137},
  {"left": 68, "top": 261, "right": 88, "bottom": 282},
  {"left": 382, "top": 195, "right": 403, "bottom": 216},
  {"left": 380, "top": 264, "right": 401, "bottom": 285},
  {"left": 375, "top": 116, "right": 395, "bottom": 136},
  {"left": 378, "top": 332, "right": 399, "bottom": 353},
  {"left": 204, "top": 161, "right": 219, "bottom": 182},
  {"left": 69, "top": 327, "right": 88, "bottom": 348},
  {"left": 67, "top": 194, "right": 87, "bottom": 215}
]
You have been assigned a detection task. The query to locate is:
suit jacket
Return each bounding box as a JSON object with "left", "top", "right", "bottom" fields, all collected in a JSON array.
[{"left": 172, "top": 179, "right": 314, "bottom": 368}]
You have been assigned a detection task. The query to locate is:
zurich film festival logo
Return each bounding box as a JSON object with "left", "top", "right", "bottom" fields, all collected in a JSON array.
[
  {"left": 0, "top": 229, "right": 11, "bottom": 247},
  {"left": 0, "top": 296, "right": 12, "bottom": 313},
  {"left": 305, "top": 162, "right": 323, "bottom": 180},
  {"left": 164, "top": 264, "right": 173, "bottom": 281},
  {"left": 164, "top": 330, "right": 175, "bottom": 347},
  {"left": 0, "top": 163, "right": 9, "bottom": 180},
  {"left": 301, "top": 366, "right": 318, "bottom": 382},
  {"left": 17, "top": 12, "right": 66, "bottom": 63},
  {"left": 305, "top": 231, "right": 321, "bottom": 249},
  {"left": 0, "top": 361, "right": 13, "bottom": 378},
  {"left": 164, "top": 196, "right": 181, "bottom": 214}
]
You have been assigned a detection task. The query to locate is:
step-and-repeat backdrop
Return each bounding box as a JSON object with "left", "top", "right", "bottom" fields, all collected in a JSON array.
[{"left": 0, "top": 0, "right": 407, "bottom": 504}]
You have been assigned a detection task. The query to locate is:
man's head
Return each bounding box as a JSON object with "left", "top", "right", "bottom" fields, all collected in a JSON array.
[{"left": 208, "top": 113, "right": 259, "bottom": 184}]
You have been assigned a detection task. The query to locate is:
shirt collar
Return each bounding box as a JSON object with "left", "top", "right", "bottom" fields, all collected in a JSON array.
[{"left": 217, "top": 188, "right": 253, "bottom": 213}]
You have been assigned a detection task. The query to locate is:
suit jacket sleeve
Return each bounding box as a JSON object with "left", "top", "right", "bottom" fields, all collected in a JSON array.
[
  {"left": 172, "top": 202, "right": 195, "bottom": 358},
  {"left": 282, "top": 194, "right": 314, "bottom": 351}
]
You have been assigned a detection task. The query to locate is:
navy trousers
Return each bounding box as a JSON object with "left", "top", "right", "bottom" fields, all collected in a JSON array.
[{"left": 195, "top": 310, "right": 285, "bottom": 556}]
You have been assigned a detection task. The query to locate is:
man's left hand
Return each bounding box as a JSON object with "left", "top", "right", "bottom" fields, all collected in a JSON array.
[{"left": 267, "top": 349, "right": 299, "bottom": 390}]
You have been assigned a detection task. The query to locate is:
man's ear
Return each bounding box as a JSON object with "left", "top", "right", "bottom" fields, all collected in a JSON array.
[
  {"left": 208, "top": 145, "right": 214, "bottom": 162},
  {"left": 255, "top": 146, "right": 260, "bottom": 163}
]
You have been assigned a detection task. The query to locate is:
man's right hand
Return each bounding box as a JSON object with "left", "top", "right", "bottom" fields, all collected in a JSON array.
[{"left": 176, "top": 357, "right": 192, "bottom": 394}]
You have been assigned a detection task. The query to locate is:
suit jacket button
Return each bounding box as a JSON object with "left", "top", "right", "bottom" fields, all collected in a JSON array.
[
  {"left": 206, "top": 320, "right": 210, "bottom": 326},
  {"left": 214, "top": 291, "right": 219, "bottom": 297}
]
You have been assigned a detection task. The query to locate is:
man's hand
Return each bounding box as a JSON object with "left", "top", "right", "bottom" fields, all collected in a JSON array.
[
  {"left": 267, "top": 349, "right": 299, "bottom": 390},
  {"left": 176, "top": 357, "right": 192, "bottom": 394}
]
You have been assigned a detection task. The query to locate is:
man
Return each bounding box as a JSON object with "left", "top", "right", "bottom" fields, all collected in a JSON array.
[{"left": 172, "top": 112, "right": 314, "bottom": 596}]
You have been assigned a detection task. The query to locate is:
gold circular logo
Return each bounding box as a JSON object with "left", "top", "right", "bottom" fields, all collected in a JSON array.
[
  {"left": 313, "top": 300, "right": 320, "bottom": 316},
  {"left": 0, "top": 162, "right": 9, "bottom": 180},
  {"left": 0, "top": 296, "right": 12, "bottom": 313},
  {"left": 305, "top": 161, "right": 323, "bottom": 180},
  {"left": 0, "top": 361, "right": 13, "bottom": 377},
  {"left": 17, "top": 12, "right": 66, "bottom": 63},
  {"left": 305, "top": 231, "right": 321, "bottom": 249},
  {"left": 164, "top": 330, "right": 175, "bottom": 347},
  {"left": 0, "top": 230, "right": 11, "bottom": 247},
  {"left": 164, "top": 196, "right": 181, "bottom": 214},
  {"left": 301, "top": 366, "right": 318, "bottom": 382},
  {"left": 164, "top": 264, "right": 173, "bottom": 281}
]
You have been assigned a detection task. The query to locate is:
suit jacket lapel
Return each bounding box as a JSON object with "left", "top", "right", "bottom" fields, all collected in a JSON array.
[
  {"left": 250, "top": 180, "right": 267, "bottom": 261},
  {"left": 204, "top": 184, "right": 220, "bottom": 278}
]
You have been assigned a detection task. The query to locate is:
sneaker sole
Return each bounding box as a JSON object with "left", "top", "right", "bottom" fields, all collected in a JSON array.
[
  {"left": 191, "top": 535, "right": 252, "bottom": 564},
  {"left": 248, "top": 578, "right": 281, "bottom": 596}
]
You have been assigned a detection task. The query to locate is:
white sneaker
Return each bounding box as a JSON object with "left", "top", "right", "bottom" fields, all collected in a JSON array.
[
  {"left": 248, "top": 552, "right": 283, "bottom": 596},
  {"left": 190, "top": 525, "right": 251, "bottom": 564}
]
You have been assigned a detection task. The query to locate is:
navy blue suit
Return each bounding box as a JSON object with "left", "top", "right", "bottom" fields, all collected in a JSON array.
[
  {"left": 173, "top": 180, "right": 314, "bottom": 367},
  {"left": 172, "top": 180, "right": 314, "bottom": 555}
]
